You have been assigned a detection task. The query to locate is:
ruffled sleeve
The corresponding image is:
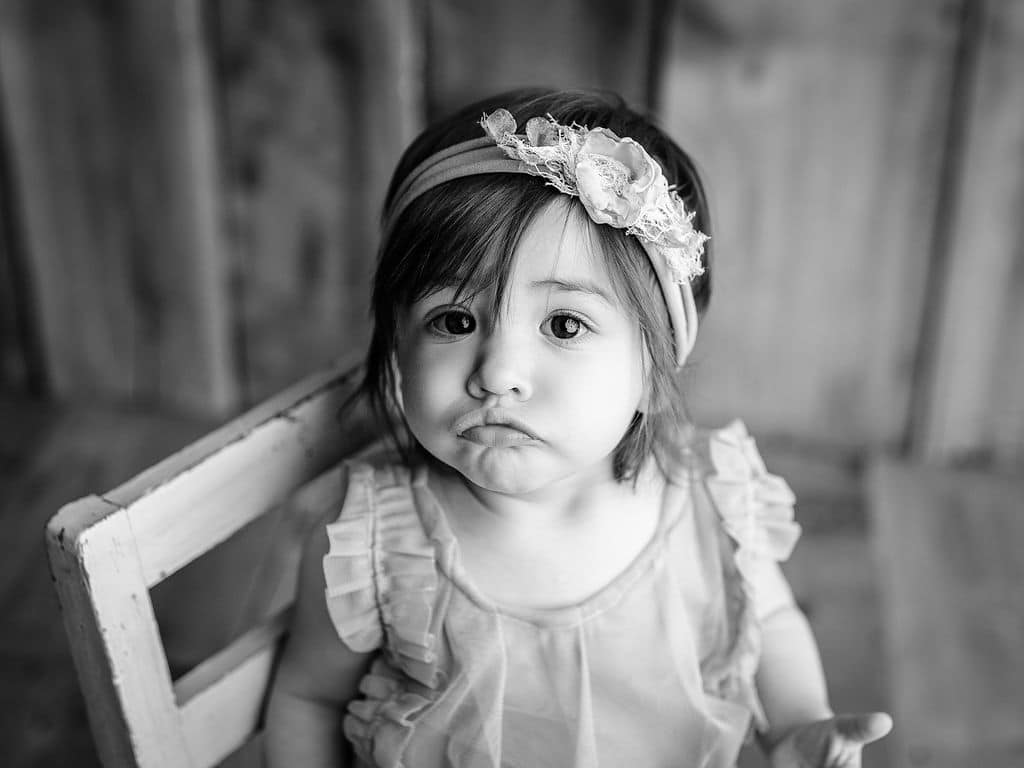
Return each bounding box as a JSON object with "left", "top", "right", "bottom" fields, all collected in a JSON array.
[
  {"left": 700, "top": 419, "right": 802, "bottom": 732},
  {"left": 705, "top": 420, "right": 801, "bottom": 581},
  {"left": 322, "top": 462, "right": 441, "bottom": 686}
]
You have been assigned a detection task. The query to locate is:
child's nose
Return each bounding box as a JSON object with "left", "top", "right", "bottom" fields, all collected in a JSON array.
[{"left": 466, "top": 333, "right": 533, "bottom": 401}]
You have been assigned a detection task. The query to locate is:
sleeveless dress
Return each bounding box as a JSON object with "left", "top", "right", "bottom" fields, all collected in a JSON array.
[{"left": 322, "top": 420, "right": 801, "bottom": 768}]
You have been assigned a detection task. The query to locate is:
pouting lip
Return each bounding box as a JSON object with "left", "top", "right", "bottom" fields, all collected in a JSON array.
[{"left": 452, "top": 408, "right": 539, "bottom": 440}]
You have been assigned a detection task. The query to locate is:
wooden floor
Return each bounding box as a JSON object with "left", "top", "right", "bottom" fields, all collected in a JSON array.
[
  {"left": 869, "top": 460, "right": 1024, "bottom": 768},
  {"left": 0, "top": 393, "right": 893, "bottom": 768}
]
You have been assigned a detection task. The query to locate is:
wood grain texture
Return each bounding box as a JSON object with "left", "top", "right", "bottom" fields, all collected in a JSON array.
[
  {"left": 870, "top": 458, "right": 1024, "bottom": 768},
  {"left": 214, "top": 0, "right": 423, "bottom": 404},
  {"left": 660, "top": 0, "right": 961, "bottom": 448},
  {"left": 0, "top": 0, "right": 237, "bottom": 414},
  {"left": 425, "top": 0, "right": 658, "bottom": 116},
  {"left": 116, "top": 0, "right": 238, "bottom": 414},
  {"left": 0, "top": 0, "right": 141, "bottom": 402},
  {"left": 0, "top": 89, "right": 37, "bottom": 395},
  {"left": 917, "top": 0, "right": 1024, "bottom": 465},
  {"left": 0, "top": 216, "right": 28, "bottom": 392}
]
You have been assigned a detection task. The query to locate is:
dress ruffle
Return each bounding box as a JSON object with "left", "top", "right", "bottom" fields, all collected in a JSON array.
[
  {"left": 701, "top": 420, "right": 802, "bottom": 732},
  {"left": 344, "top": 670, "right": 433, "bottom": 768},
  {"left": 324, "top": 462, "right": 441, "bottom": 685},
  {"left": 325, "top": 462, "right": 444, "bottom": 767},
  {"left": 705, "top": 420, "right": 801, "bottom": 578}
]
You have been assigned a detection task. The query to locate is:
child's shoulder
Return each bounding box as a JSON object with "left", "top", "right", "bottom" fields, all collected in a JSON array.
[
  {"left": 322, "top": 440, "right": 438, "bottom": 667},
  {"left": 683, "top": 419, "right": 801, "bottom": 567},
  {"left": 686, "top": 419, "right": 774, "bottom": 477},
  {"left": 321, "top": 439, "right": 427, "bottom": 545},
  {"left": 669, "top": 419, "right": 773, "bottom": 477}
]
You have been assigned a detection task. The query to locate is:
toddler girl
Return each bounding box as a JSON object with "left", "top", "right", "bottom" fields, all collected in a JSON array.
[{"left": 266, "top": 88, "right": 892, "bottom": 767}]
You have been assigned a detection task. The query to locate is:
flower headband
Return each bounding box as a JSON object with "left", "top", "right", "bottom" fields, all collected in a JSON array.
[{"left": 383, "top": 108, "right": 709, "bottom": 366}]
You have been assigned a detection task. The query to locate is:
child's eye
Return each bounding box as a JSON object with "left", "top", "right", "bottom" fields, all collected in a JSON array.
[
  {"left": 545, "top": 313, "right": 590, "bottom": 341},
  {"left": 428, "top": 309, "right": 476, "bottom": 336}
]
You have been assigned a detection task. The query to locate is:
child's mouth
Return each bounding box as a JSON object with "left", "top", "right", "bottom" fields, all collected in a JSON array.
[
  {"left": 460, "top": 425, "right": 536, "bottom": 448},
  {"left": 453, "top": 408, "right": 539, "bottom": 446}
]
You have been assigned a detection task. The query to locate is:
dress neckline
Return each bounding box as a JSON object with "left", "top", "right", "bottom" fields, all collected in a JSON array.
[{"left": 411, "top": 463, "right": 691, "bottom": 628}]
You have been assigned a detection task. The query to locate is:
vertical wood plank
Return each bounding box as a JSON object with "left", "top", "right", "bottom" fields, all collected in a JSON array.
[
  {"left": 329, "top": 0, "right": 424, "bottom": 323},
  {"left": 116, "top": 0, "right": 238, "bottom": 414},
  {"left": 0, "top": 202, "right": 29, "bottom": 392},
  {"left": 917, "top": 0, "right": 1024, "bottom": 465},
  {"left": 0, "top": 0, "right": 140, "bottom": 402},
  {"left": 213, "top": 0, "right": 422, "bottom": 404},
  {"left": 214, "top": 0, "right": 362, "bottom": 404},
  {"left": 0, "top": 0, "right": 237, "bottom": 414},
  {"left": 660, "top": 0, "right": 962, "bottom": 449},
  {"left": 425, "top": 0, "right": 658, "bottom": 117},
  {"left": 0, "top": 87, "right": 40, "bottom": 394}
]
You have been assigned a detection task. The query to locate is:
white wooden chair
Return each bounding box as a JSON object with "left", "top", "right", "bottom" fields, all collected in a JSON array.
[{"left": 46, "top": 361, "right": 377, "bottom": 767}]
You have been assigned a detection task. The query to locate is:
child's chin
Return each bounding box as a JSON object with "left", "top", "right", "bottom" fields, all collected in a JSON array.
[{"left": 456, "top": 448, "right": 549, "bottom": 495}]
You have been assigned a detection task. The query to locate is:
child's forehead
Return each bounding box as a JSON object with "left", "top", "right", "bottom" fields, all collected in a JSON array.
[
  {"left": 418, "top": 199, "right": 618, "bottom": 298},
  {"left": 495, "top": 200, "right": 620, "bottom": 301},
  {"left": 517, "top": 202, "right": 609, "bottom": 273}
]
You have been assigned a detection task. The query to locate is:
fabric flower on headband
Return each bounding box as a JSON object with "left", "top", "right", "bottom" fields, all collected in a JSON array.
[{"left": 481, "top": 109, "right": 708, "bottom": 284}]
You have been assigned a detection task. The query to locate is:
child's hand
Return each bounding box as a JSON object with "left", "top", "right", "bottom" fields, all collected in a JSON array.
[{"left": 767, "top": 712, "right": 893, "bottom": 767}]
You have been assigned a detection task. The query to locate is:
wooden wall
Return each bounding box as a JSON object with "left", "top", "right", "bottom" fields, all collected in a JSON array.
[
  {"left": 664, "top": 0, "right": 960, "bottom": 450},
  {"left": 1, "top": 0, "right": 1021, "bottom": 466}
]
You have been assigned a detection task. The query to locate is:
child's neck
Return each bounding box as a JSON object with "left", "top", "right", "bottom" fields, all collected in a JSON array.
[
  {"left": 427, "top": 459, "right": 666, "bottom": 610},
  {"left": 433, "top": 457, "right": 636, "bottom": 529}
]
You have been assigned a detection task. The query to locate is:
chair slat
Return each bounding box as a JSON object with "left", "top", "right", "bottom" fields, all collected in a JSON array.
[
  {"left": 110, "top": 360, "right": 367, "bottom": 588},
  {"left": 47, "top": 496, "right": 190, "bottom": 767},
  {"left": 104, "top": 362, "right": 357, "bottom": 508},
  {"left": 176, "top": 611, "right": 289, "bottom": 767}
]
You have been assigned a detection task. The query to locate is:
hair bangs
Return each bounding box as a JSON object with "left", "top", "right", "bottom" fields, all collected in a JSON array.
[{"left": 387, "top": 175, "right": 557, "bottom": 311}]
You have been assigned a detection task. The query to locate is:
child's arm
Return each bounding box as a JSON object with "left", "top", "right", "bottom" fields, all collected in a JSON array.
[
  {"left": 754, "top": 561, "right": 832, "bottom": 740},
  {"left": 753, "top": 561, "right": 892, "bottom": 766},
  {"left": 265, "top": 507, "right": 374, "bottom": 767}
]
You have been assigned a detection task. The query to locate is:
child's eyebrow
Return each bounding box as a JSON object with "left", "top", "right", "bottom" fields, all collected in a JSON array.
[{"left": 531, "top": 278, "right": 615, "bottom": 305}]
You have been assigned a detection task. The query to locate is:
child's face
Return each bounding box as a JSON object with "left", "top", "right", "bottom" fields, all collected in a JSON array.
[{"left": 395, "top": 201, "right": 647, "bottom": 496}]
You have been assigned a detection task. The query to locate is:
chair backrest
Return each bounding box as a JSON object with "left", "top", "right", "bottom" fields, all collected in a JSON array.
[{"left": 46, "top": 361, "right": 377, "bottom": 767}]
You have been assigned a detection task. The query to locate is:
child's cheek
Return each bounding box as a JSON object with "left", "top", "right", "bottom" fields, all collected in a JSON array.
[{"left": 397, "top": 344, "right": 461, "bottom": 420}]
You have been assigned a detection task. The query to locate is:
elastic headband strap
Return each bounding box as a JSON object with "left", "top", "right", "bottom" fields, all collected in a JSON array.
[
  {"left": 389, "top": 138, "right": 503, "bottom": 207},
  {"left": 382, "top": 139, "right": 698, "bottom": 367},
  {"left": 641, "top": 240, "right": 699, "bottom": 361},
  {"left": 386, "top": 143, "right": 523, "bottom": 233}
]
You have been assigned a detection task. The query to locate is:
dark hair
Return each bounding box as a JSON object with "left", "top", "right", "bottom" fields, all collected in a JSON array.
[{"left": 361, "top": 88, "right": 713, "bottom": 481}]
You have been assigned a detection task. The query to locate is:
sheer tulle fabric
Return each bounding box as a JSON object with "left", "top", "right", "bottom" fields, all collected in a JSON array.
[{"left": 323, "top": 421, "right": 799, "bottom": 768}]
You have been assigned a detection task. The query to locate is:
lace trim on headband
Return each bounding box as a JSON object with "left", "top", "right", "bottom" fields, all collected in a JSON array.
[{"left": 481, "top": 109, "right": 708, "bottom": 284}]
